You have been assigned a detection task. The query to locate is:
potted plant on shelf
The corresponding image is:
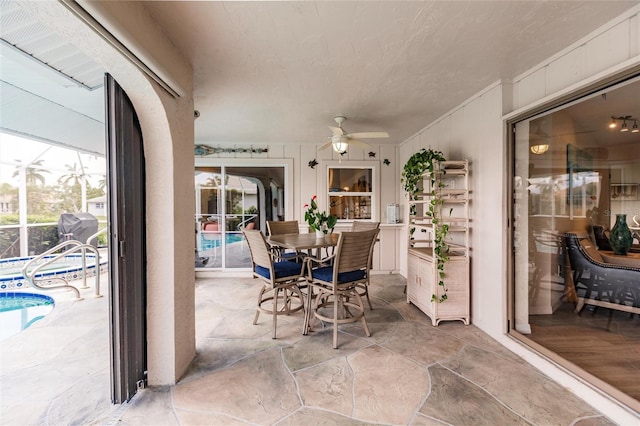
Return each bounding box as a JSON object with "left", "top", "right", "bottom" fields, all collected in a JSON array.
[
  {"left": 401, "top": 148, "right": 450, "bottom": 303},
  {"left": 304, "top": 195, "right": 337, "bottom": 237}
]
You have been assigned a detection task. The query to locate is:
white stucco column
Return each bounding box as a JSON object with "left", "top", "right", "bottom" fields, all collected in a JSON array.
[{"left": 22, "top": 0, "right": 196, "bottom": 385}]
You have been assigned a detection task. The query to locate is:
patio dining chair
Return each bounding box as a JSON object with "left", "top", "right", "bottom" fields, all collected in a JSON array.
[
  {"left": 267, "top": 220, "right": 300, "bottom": 236},
  {"left": 351, "top": 220, "right": 380, "bottom": 231},
  {"left": 267, "top": 220, "right": 308, "bottom": 262},
  {"left": 305, "top": 228, "right": 379, "bottom": 348},
  {"left": 243, "top": 229, "right": 306, "bottom": 339},
  {"left": 350, "top": 221, "right": 380, "bottom": 309}
]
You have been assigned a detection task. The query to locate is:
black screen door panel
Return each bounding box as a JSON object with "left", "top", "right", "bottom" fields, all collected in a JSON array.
[{"left": 105, "top": 73, "right": 147, "bottom": 404}]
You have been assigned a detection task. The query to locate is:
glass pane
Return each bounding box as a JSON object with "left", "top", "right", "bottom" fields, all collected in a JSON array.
[
  {"left": 328, "top": 167, "right": 373, "bottom": 220},
  {"left": 328, "top": 168, "right": 372, "bottom": 192},
  {"left": 511, "top": 77, "right": 640, "bottom": 405},
  {"left": 329, "top": 195, "right": 372, "bottom": 220},
  {"left": 224, "top": 171, "right": 258, "bottom": 269},
  {"left": 195, "top": 167, "right": 223, "bottom": 268},
  {"left": 195, "top": 166, "right": 285, "bottom": 270}
]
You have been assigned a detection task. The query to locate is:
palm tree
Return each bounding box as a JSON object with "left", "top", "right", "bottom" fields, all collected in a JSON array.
[
  {"left": 97, "top": 175, "right": 107, "bottom": 191},
  {"left": 12, "top": 159, "right": 50, "bottom": 186},
  {"left": 58, "top": 163, "right": 85, "bottom": 187}
]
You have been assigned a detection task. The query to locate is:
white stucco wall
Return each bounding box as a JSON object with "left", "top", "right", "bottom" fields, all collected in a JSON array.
[
  {"left": 399, "top": 5, "right": 640, "bottom": 423},
  {"left": 79, "top": 1, "right": 197, "bottom": 387},
  {"left": 22, "top": 1, "right": 197, "bottom": 386}
]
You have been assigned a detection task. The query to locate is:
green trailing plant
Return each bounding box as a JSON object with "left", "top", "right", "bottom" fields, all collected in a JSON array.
[
  {"left": 401, "top": 148, "right": 446, "bottom": 214},
  {"left": 303, "top": 195, "right": 337, "bottom": 233},
  {"left": 401, "top": 148, "right": 451, "bottom": 303}
]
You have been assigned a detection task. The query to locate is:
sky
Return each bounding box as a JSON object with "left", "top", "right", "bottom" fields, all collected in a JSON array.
[{"left": 0, "top": 132, "right": 106, "bottom": 187}]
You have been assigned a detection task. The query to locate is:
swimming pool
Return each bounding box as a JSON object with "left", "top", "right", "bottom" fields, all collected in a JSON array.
[
  {"left": 0, "top": 253, "right": 108, "bottom": 291},
  {"left": 199, "top": 233, "right": 245, "bottom": 250},
  {"left": 0, "top": 292, "right": 54, "bottom": 341}
]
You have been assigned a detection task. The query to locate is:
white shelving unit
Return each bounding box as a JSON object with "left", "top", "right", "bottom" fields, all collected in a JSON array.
[{"left": 406, "top": 160, "right": 470, "bottom": 326}]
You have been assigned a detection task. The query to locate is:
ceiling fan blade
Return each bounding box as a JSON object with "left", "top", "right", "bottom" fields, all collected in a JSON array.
[
  {"left": 346, "top": 131, "right": 389, "bottom": 139},
  {"left": 319, "top": 139, "right": 333, "bottom": 150},
  {"left": 329, "top": 126, "right": 344, "bottom": 136},
  {"left": 348, "top": 139, "right": 372, "bottom": 148}
]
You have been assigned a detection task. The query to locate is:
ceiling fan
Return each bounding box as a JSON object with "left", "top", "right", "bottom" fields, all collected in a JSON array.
[{"left": 319, "top": 116, "right": 389, "bottom": 154}]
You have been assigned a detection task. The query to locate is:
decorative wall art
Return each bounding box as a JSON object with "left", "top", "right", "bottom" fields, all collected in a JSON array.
[{"left": 194, "top": 144, "right": 269, "bottom": 156}]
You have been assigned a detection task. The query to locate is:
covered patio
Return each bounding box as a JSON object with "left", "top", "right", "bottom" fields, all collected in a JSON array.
[{"left": 0, "top": 274, "right": 610, "bottom": 425}]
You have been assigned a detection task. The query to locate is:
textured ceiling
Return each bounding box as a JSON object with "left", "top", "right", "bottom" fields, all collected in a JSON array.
[{"left": 145, "top": 1, "right": 638, "bottom": 147}]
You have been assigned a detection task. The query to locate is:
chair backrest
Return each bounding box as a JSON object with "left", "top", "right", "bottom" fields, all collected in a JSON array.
[
  {"left": 565, "top": 233, "right": 605, "bottom": 270},
  {"left": 267, "top": 220, "right": 299, "bottom": 236},
  {"left": 565, "top": 233, "right": 640, "bottom": 300},
  {"left": 243, "top": 229, "right": 272, "bottom": 270},
  {"left": 351, "top": 221, "right": 380, "bottom": 231},
  {"left": 334, "top": 229, "right": 379, "bottom": 275}
]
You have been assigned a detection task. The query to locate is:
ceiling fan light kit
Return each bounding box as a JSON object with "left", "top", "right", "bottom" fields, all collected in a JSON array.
[
  {"left": 332, "top": 137, "right": 349, "bottom": 154},
  {"left": 319, "top": 116, "right": 389, "bottom": 154}
]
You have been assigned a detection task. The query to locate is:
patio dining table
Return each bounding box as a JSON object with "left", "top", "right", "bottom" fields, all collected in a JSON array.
[{"left": 267, "top": 232, "right": 339, "bottom": 335}]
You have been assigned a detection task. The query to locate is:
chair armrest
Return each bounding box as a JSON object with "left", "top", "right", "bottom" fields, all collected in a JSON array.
[
  {"left": 305, "top": 254, "right": 335, "bottom": 267},
  {"left": 270, "top": 251, "right": 306, "bottom": 263},
  {"left": 304, "top": 254, "right": 336, "bottom": 279}
]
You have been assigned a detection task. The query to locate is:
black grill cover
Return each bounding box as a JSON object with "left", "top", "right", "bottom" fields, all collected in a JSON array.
[{"left": 58, "top": 213, "right": 99, "bottom": 247}]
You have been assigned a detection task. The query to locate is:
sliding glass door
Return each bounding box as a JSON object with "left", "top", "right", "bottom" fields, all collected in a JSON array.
[
  {"left": 194, "top": 165, "right": 286, "bottom": 269},
  {"left": 510, "top": 76, "right": 640, "bottom": 410}
]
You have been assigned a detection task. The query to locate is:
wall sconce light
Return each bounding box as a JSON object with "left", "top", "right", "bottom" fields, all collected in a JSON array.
[
  {"left": 609, "top": 115, "right": 639, "bottom": 133},
  {"left": 530, "top": 144, "right": 549, "bottom": 155}
]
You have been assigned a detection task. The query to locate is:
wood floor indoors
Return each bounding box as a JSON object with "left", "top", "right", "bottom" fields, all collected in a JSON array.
[{"left": 529, "top": 301, "right": 640, "bottom": 404}]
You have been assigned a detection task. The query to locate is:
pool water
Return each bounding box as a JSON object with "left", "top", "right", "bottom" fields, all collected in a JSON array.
[
  {"left": 0, "top": 292, "right": 54, "bottom": 341},
  {"left": 199, "top": 233, "right": 245, "bottom": 250}
]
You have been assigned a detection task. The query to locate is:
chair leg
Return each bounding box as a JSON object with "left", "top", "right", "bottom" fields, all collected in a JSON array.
[
  {"left": 303, "top": 285, "right": 312, "bottom": 335},
  {"left": 353, "top": 291, "right": 371, "bottom": 337},
  {"left": 333, "top": 294, "right": 339, "bottom": 349},
  {"left": 364, "top": 283, "right": 373, "bottom": 310},
  {"left": 606, "top": 308, "right": 614, "bottom": 330},
  {"left": 254, "top": 285, "right": 267, "bottom": 325},
  {"left": 272, "top": 287, "right": 279, "bottom": 339}
]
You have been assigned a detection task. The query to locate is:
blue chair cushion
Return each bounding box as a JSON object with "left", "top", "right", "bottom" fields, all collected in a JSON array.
[
  {"left": 311, "top": 266, "right": 365, "bottom": 283},
  {"left": 255, "top": 260, "right": 303, "bottom": 279}
]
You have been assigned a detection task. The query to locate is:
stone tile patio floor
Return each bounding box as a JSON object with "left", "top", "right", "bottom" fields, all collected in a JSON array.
[{"left": 0, "top": 274, "right": 617, "bottom": 425}]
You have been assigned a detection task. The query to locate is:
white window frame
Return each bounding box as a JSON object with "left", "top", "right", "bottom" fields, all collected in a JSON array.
[{"left": 320, "top": 160, "right": 379, "bottom": 223}]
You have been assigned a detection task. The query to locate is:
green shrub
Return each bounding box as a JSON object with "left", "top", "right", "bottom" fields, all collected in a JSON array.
[{"left": 0, "top": 216, "right": 63, "bottom": 258}]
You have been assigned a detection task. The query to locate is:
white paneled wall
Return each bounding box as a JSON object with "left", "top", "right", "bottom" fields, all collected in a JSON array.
[
  {"left": 398, "top": 81, "right": 505, "bottom": 334},
  {"left": 199, "top": 143, "right": 399, "bottom": 226},
  {"left": 198, "top": 142, "right": 400, "bottom": 273},
  {"left": 397, "top": 5, "right": 640, "bottom": 423}
]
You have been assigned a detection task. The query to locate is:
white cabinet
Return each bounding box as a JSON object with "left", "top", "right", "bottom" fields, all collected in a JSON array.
[
  {"left": 406, "top": 248, "right": 433, "bottom": 314},
  {"left": 406, "top": 160, "right": 470, "bottom": 326}
]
